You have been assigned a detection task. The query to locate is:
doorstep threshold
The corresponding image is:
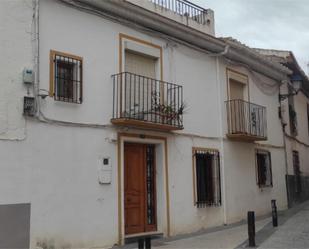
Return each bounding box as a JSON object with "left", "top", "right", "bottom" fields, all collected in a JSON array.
[{"left": 125, "top": 231, "right": 163, "bottom": 239}]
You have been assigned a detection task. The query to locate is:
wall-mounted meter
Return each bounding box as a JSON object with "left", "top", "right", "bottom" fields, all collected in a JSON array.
[
  {"left": 98, "top": 157, "right": 112, "bottom": 184},
  {"left": 23, "top": 68, "right": 34, "bottom": 85}
]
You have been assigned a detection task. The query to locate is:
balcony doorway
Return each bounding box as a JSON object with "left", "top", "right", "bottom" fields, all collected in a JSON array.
[{"left": 124, "top": 51, "right": 158, "bottom": 119}]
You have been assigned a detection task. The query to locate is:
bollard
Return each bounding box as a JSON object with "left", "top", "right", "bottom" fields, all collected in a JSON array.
[
  {"left": 138, "top": 238, "right": 144, "bottom": 249},
  {"left": 271, "top": 199, "right": 278, "bottom": 227},
  {"left": 247, "top": 211, "right": 256, "bottom": 247},
  {"left": 145, "top": 237, "right": 151, "bottom": 249}
]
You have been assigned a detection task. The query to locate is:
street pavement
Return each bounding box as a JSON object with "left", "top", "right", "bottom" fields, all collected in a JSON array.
[
  {"left": 118, "top": 200, "right": 309, "bottom": 249},
  {"left": 258, "top": 201, "right": 309, "bottom": 249}
]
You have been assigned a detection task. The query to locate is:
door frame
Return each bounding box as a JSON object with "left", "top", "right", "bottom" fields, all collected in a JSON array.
[
  {"left": 117, "top": 133, "right": 170, "bottom": 245},
  {"left": 226, "top": 68, "right": 250, "bottom": 102}
]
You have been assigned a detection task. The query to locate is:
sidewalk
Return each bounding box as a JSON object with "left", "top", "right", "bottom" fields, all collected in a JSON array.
[
  {"left": 258, "top": 201, "right": 309, "bottom": 249},
  {"left": 118, "top": 200, "right": 309, "bottom": 249},
  {"left": 151, "top": 217, "right": 270, "bottom": 249}
]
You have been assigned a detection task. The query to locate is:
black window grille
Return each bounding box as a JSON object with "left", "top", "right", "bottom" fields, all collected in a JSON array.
[
  {"left": 150, "top": 0, "right": 208, "bottom": 25},
  {"left": 112, "top": 72, "right": 184, "bottom": 129},
  {"left": 53, "top": 53, "right": 82, "bottom": 103},
  {"left": 146, "top": 145, "right": 156, "bottom": 225},
  {"left": 293, "top": 150, "right": 302, "bottom": 193},
  {"left": 256, "top": 150, "right": 273, "bottom": 187},
  {"left": 194, "top": 149, "right": 221, "bottom": 208}
]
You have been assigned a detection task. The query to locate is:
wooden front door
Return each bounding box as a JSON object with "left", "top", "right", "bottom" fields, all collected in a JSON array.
[{"left": 124, "top": 143, "right": 157, "bottom": 235}]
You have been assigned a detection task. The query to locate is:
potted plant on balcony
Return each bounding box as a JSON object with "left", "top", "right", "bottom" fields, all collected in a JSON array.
[{"left": 151, "top": 91, "right": 186, "bottom": 127}]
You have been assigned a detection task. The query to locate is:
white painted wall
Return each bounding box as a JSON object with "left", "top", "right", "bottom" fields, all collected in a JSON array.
[
  {"left": 294, "top": 92, "right": 309, "bottom": 145},
  {"left": 217, "top": 63, "right": 287, "bottom": 222},
  {"left": 126, "top": 0, "right": 215, "bottom": 36},
  {"left": 0, "top": 0, "right": 33, "bottom": 140},
  {"left": 0, "top": 0, "right": 289, "bottom": 248},
  {"left": 285, "top": 91, "right": 309, "bottom": 176}
]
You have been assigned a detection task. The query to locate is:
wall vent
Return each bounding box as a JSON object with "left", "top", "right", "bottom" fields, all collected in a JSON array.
[{"left": 23, "top": 97, "right": 35, "bottom": 116}]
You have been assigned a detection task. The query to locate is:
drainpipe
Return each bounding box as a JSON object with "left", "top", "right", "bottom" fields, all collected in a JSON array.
[
  {"left": 211, "top": 45, "right": 229, "bottom": 224},
  {"left": 279, "top": 80, "right": 291, "bottom": 208},
  {"left": 33, "top": 0, "right": 40, "bottom": 117}
]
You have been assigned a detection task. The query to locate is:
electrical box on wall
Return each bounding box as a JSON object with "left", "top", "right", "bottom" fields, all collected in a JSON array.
[
  {"left": 98, "top": 157, "right": 112, "bottom": 184},
  {"left": 23, "top": 68, "right": 34, "bottom": 85},
  {"left": 23, "top": 96, "right": 35, "bottom": 116}
]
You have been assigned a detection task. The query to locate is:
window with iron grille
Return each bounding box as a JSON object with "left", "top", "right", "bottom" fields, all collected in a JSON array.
[
  {"left": 193, "top": 148, "right": 221, "bottom": 208},
  {"left": 50, "top": 50, "right": 83, "bottom": 103},
  {"left": 256, "top": 150, "right": 272, "bottom": 187}
]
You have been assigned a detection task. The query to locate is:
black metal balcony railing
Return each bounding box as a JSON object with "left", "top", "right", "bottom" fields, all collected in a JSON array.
[
  {"left": 150, "top": 0, "right": 208, "bottom": 25},
  {"left": 226, "top": 99, "right": 267, "bottom": 139},
  {"left": 112, "top": 72, "right": 184, "bottom": 129}
]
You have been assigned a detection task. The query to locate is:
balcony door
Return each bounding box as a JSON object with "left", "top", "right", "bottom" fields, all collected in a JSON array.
[
  {"left": 124, "top": 51, "right": 158, "bottom": 119},
  {"left": 229, "top": 79, "right": 245, "bottom": 101},
  {"left": 124, "top": 143, "right": 157, "bottom": 235},
  {"left": 125, "top": 51, "right": 156, "bottom": 78},
  {"left": 228, "top": 79, "right": 248, "bottom": 134}
]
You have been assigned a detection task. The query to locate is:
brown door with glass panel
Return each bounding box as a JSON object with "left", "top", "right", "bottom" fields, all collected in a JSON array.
[{"left": 124, "top": 143, "right": 157, "bottom": 235}]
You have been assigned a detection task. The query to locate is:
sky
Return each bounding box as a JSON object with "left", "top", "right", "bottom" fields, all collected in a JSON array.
[{"left": 191, "top": 0, "right": 309, "bottom": 73}]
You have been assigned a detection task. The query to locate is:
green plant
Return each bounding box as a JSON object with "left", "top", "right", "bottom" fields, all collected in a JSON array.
[{"left": 151, "top": 91, "right": 186, "bottom": 125}]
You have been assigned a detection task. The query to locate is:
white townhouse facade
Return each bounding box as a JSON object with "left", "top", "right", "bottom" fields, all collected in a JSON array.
[
  {"left": 0, "top": 0, "right": 294, "bottom": 248},
  {"left": 256, "top": 49, "right": 309, "bottom": 206}
]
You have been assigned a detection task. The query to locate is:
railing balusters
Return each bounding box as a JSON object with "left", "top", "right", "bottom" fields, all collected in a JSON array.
[
  {"left": 225, "top": 99, "right": 267, "bottom": 139},
  {"left": 111, "top": 72, "right": 183, "bottom": 129},
  {"left": 149, "top": 0, "right": 207, "bottom": 25}
]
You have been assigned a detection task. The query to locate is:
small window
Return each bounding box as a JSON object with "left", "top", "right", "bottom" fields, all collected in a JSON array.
[
  {"left": 256, "top": 150, "right": 272, "bottom": 187},
  {"left": 50, "top": 50, "right": 83, "bottom": 103},
  {"left": 193, "top": 148, "right": 221, "bottom": 208}
]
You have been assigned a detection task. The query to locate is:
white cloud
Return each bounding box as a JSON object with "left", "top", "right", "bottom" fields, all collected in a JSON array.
[{"left": 191, "top": 0, "right": 309, "bottom": 73}]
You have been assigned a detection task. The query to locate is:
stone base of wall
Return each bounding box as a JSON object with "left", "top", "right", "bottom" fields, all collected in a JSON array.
[
  {"left": 0, "top": 203, "right": 30, "bottom": 248},
  {"left": 286, "top": 175, "right": 309, "bottom": 207}
]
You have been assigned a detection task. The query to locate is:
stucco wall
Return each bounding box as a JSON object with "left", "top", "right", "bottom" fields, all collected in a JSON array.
[
  {"left": 284, "top": 91, "right": 309, "bottom": 177},
  {"left": 0, "top": 0, "right": 33, "bottom": 140},
  {"left": 294, "top": 92, "right": 309, "bottom": 145},
  {"left": 0, "top": 0, "right": 289, "bottom": 248},
  {"left": 217, "top": 63, "right": 287, "bottom": 222}
]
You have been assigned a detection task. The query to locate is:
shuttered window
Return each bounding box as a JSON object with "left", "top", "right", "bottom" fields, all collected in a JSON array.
[
  {"left": 256, "top": 150, "right": 272, "bottom": 187},
  {"left": 193, "top": 149, "right": 221, "bottom": 208}
]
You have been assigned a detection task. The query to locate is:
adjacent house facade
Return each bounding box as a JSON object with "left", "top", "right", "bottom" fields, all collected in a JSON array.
[
  {"left": 255, "top": 49, "right": 309, "bottom": 207},
  {"left": 0, "top": 0, "right": 301, "bottom": 248}
]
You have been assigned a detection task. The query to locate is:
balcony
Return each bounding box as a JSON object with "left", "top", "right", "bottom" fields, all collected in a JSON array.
[
  {"left": 126, "top": 0, "right": 215, "bottom": 35},
  {"left": 150, "top": 0, "right": 208, "bottom": 24},
  {"left": 111, "top": 72, "right": 184, "bottom": 131},
  {"left": 226, "top": 100, "right": 267, "bottom": 141}
]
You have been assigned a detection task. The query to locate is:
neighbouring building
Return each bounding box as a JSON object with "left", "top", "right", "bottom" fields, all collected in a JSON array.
[
  {"left": 0, "top": 0, "right": 296, "bottom": 248},
  {"left": 255, "top": 49, "right": 309, "bottom": 207}
]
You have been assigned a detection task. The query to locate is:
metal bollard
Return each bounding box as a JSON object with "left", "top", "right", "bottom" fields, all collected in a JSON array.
[
  {"left": 145, "top": 237, "right": 151, "bottom": 249},
  {"left": 271, "top": 199, "right": 278, "bottom": 227},
  {"left": 248, "top": 211, "right": 256, "bottom": 247},
  {"left": 138, "top": 238, "right": 144, "bottom": 249}
]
